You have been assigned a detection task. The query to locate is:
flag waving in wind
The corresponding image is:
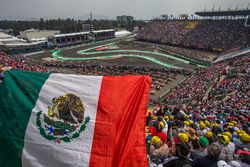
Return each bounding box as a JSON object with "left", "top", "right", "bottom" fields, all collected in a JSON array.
[{"left": 0, "top": 70, "right": 151, "bottom": 167}]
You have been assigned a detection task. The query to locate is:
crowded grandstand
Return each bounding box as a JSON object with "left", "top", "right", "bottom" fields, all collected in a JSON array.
[{"left": 0, "top": 6, "right": 250, "bottom": 167}]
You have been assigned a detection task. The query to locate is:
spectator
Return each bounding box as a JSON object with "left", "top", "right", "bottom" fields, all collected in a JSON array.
[
  {"left": 217, "top": 134, "right": 235, "bottom": 163},
  {"left": 194, "top": 143, "right": 221, "bottom": 167},
  {"left": 191, "top": 136, "right": 209, "bottom": 160},
  {"left": 164, "top": 142, "right": 193, "bottom": 167},
  {"left": 149, "top": 136, "right": 169, "bottom": 162},
  {"left": 137, "top": 20, "right": 250, "bottom": 53},
  {"left": 0, "top": 65, "right": 4, "bottom": 80}
]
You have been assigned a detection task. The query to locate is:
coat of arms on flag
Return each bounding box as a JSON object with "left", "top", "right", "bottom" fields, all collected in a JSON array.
[{"left": 36, "top": 93, "right": 90, "bottom": 144}]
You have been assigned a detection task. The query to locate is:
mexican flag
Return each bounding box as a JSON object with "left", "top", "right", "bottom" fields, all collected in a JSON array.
[{"left": 0, "top": 70, "right": 151, "bottom": 167}]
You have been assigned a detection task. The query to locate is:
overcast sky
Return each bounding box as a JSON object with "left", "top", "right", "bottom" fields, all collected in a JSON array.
[{"left": 0, "top": 0, "right": 249, "bottom": 20}]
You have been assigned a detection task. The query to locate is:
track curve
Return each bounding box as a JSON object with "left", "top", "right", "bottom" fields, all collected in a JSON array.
[{"left": 52, "top": 42, "right": 207, "bottom": 70}]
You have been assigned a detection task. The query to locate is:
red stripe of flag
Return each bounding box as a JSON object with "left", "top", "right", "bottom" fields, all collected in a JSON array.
[{"left": 89, "top": 75, "right": 151, "bottom": 167}]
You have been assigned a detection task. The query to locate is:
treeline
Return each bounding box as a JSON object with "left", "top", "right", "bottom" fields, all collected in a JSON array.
[{"left": 0, "top": 18, "right": 146, "bottom": 35}]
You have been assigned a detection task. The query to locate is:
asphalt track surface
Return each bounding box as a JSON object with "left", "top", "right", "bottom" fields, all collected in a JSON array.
[{"left": 51, "top": 42, "right": 206, "bottom": 70}]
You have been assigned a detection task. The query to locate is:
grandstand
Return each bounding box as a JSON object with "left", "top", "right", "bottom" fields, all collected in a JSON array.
[
  {"left": 92, "top": 29, "right": 115, "bottom": 40},
  {"left": 195, "top": 9, "right": 250, "bottom": 17},
  {"left": 137, "top": 19, "right": 249, "bottom": 53},
  {"left": 47, "top": 29, "right": 115, "bottom": 48},
  {"left": 48, "top": 32, "right": 90, "bottom": 48},
  {"left": 137, "top": 9, "right": 250, "bottom": 56}
]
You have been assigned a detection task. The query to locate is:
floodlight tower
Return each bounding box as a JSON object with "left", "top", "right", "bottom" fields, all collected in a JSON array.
[{"left": 90, "top": 12, "right": 94, "bottom": 33}]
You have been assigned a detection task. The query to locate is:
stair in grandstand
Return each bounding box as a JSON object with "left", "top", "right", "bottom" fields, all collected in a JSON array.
[
  {"left": 202, "top": 65, "right": 230, "bottom": 101},
  {"left": 213, "top": 47, "right": 250, "bottom": 64}
]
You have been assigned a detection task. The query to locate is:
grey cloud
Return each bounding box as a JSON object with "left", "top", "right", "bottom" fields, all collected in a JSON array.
[{"left": 0, "top": 0, "right": 249, "bottom": 20}]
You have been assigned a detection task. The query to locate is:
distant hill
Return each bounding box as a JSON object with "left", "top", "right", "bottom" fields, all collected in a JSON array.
[
  {"left": 0, "top": 16, "right": 40, "bottom": 21},
  {"left": 0, "top": 15, "right": 115, "bottom": 21}
]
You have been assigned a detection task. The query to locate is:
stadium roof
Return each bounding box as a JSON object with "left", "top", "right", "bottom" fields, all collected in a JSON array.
[
  {"left": 115, "top": 30, "right": 131, "bottom": 38},
  {"left": 195, "top": 9, "right": 250, "bottom": 17},
  {"left": 6, "top": 41, "right": 44, "bottom": 47},
  {"left": 0, "top": 32, "right": 13, "bottom": 39},
  {"left": 22, "top": 29, "right": 60, "bottom": 33},
  {"left": 54, "top": 29, "right": 115, "bottom": 38},
  {"left": 1, "top": 40, "right": 27, "bottom": 44},
  {"left": 0, "top": 32, "right": 27, "bottom": 44},
  {"left": 54, "top": 32, "right": 90, "bottom": 38},
  {"left": 30, "top": 37, "right": 46, "bottom": 42},
  {"left": 92, "top": 29, "right": 115, "bottom": 33},
  {"left": 0, "top": 32, "right": 44, "bottom": 47}
]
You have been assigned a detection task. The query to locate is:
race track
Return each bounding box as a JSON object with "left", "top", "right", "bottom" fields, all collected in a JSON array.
[{"left": 51, "top": 42, "right": 207, "bottom": 70}]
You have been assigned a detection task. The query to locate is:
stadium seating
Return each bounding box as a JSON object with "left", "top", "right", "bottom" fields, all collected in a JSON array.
[
  {"left": 137, "top": 19, "right": 250, "bottom": 53},
  {"left": 147, "top": 56, "right": 250, "bottom": 166},
  {"left": 0, "top": 54, "right": 48, "bottom": 72}
]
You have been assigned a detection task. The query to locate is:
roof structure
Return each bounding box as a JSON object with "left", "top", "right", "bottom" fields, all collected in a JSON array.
[
  {"left": 6, "top": 42, "right": 44, "bottom": 47},
  {"left": 195, "top": 9, "right": 250, "bottom": 17},
  {"left": 54, "top": 32, "right": 90, "bottom": 38},
  {"left": 92, "top": 29, "right": 115, "bottom": 33},
  {"left": 0, "top": 32, "right": 26, "bottom": 43},
  {"left": 53, "top": 29, "right": 115, "bottom": 38},
  {"left": 115, "top": 30, "right": 131, "bottom": 38},
  {"left": 0, "top": 32, "right": 43, "bottom": 48},
  {"left": 0, "top": 32, "right": 13, "bottom": 39}
]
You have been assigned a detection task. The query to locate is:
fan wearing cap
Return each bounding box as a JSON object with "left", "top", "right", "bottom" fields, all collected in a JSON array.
[
  {"left": 236, "top": 131, "right": 250, "bottom": 151},
  {"left": 190, "top": 136, "right": 208, "bottom": 160},
  {"left": 205, "top": 131, "right": 215, "bottom": 144},
  {"left": 238, "top": 131, "right": 250, "bottom": 143},
  {"left": 199, "top": 136, "right": 209, "bottom": 154},
  {"left": 169, "top": 115, "right": 174, "bottom": 121},
  {"left": 205, "top": 120, "right": 211, "bottom": 128},
  {"left": 212, "top": 123, "right": 220, "bottom": 128},
  {"left": 183, "top": 121, "right": 190, "bottom": 128},
  {"left": 223, "top": 131, "right": 236, "bottom": 150},
  {"left": 149, "top": 136, "right": 169, "bottom": 161},
  {"left": 197, "top": 121, "right": 208, "bottom": 136},
  {"left": 217, "top": 134, "right": 235, "bottom": 163},
  {"left": 178, "top": 133, "right": 189, "bottom": 143},
  {"left": 155, "top": 120, "right": 167, "bottom": 142}
]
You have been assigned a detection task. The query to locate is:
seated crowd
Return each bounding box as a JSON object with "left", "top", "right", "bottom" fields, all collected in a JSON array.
[
  {"left": 0, "top": 53, "right": 48, "bottom": 72},
  {"left": 137, "top": 20, "right": 250, "bottom": 53},
  {"left": 147, "top": 56, "right": 250, "bottom": 166},
  {"left": 146, "top": 110, "right": 250, "bottom": 167},
  {"left": 164, "top": 62, "right": 228, "bottom": 104}
]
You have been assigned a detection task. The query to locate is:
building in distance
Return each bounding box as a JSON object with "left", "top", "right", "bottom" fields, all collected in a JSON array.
[
  {"left": 20, "top": 29, "right": 60, "bottom": 42},
  {"left": 116, "top": 15, "right": 134, "bottom": 25}
]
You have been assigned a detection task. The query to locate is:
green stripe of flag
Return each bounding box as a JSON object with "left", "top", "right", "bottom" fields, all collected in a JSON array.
[{"left": 0, "top": 70, "right": 49, "bottom": 167}]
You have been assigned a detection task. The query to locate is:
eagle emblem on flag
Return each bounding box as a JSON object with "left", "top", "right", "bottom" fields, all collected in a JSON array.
[{"left": 36, "top": 93, "right": 90, "bottom": 143}]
